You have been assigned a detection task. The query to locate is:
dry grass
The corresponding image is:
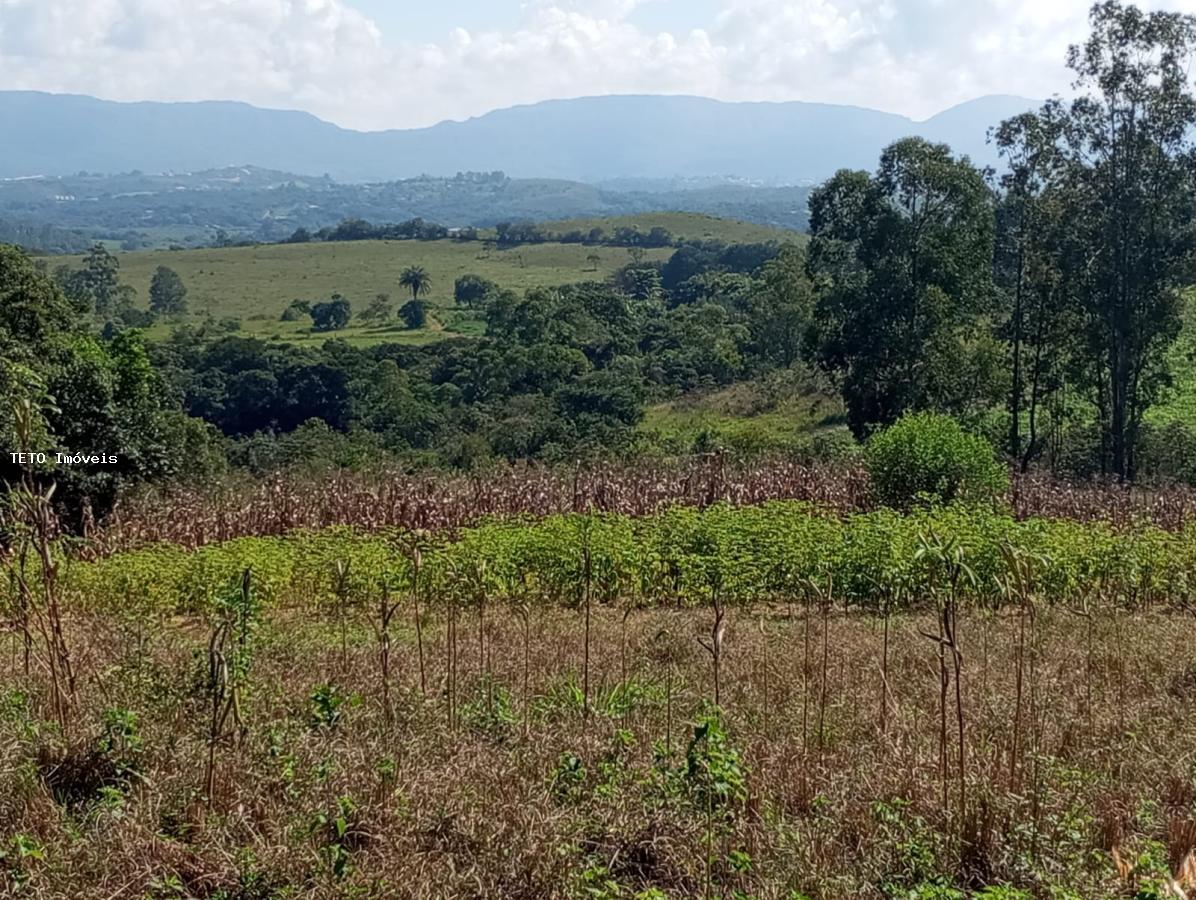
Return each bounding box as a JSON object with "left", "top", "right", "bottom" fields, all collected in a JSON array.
[{"left": 3, "top": 600, "right": 1195, "bottom": 898}]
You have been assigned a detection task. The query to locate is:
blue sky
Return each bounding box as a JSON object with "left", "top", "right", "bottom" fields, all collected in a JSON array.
[{"left": 2, "top": 1, "right": 1194, "bottom": 131}]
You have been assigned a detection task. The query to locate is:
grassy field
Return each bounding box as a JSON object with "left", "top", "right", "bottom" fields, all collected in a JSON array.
[
  {"left": 638, "top": 370, "right": 848, "bottom": 455},
  {"left": 70, "top": 238, "right": 673, "bottom": 345}
]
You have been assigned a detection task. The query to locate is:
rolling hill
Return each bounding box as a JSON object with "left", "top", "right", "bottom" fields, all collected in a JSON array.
[{"left": 62, "top": 234, "right": 679, "bottom": 347}]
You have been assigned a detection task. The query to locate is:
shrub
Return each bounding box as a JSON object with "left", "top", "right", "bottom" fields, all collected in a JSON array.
[
  {"left": 311, "top": 295, "right": 351, "bottom": 332},
  {"left": 866, "top": 412, "right": 1007, "bottom": 509},
  {"left": 1138, "top": 420, "right": 1196, "bottom": 485},
  {"left": 399, "top": 298, "right": 427, "bottom": 329},
  {"left": 280, "top": 299, "right": 311, "bottom": 322}
]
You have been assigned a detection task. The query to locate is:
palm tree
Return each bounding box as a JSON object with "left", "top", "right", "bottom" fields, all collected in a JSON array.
[{"left": 399, "top": 266, "right": 432, "bottom": 303}]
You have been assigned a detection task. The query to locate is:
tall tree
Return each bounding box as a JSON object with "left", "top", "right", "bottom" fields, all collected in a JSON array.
[
  {"left": 749, "top": 244, "right": 814, "bottom": 368},
  {"left": 57, "top": 243, "right": 121, "bottom": 315},
  {"left": 994, "top": 104, "right": 1072, "bottom": 468},
  {"left": 807, "top": 138, "right": 997, "bottom": 435},
  {"left": 149, "top": 265, "right": 188, "bottom": 316},
  {"left": 454, "top": 274, "right": 496, "bottom": 309},
  {"left": 1058, "top": 0, "right": 1196, "bottom": 479}
]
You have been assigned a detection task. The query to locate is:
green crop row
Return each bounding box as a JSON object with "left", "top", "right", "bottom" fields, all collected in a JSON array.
[{"left": 50, "top": 501, "right": 1195, "bottom": 616}]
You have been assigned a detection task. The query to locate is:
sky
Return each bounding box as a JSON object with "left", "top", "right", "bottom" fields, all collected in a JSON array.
[{"left": 1, "top": 0, "right": 1194, "bottom": 132}]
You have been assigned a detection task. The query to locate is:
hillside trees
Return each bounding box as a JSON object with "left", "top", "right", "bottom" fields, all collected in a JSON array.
[
  {"left": 747, "top": 245, "right": 814, "bottom": 368},
  {"left": 807, "top": 138, "right": 998, "bottom": 437},
  {"left": 53, "top": 243, "right": 142, "bottom": 318},
  {"left": 993, "top": 106, "right": 1074, "bottom": 469},
  {"left": 989, "top": 1, "right": 1196, "bottom": 479},
  {"left": 0, "top": 244, "right": 222, "bottom": 518}
]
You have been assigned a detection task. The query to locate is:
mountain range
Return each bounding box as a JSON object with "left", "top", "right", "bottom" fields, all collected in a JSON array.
[{"left": 1, "top": 91, "right": 1037, "bottom": 184}]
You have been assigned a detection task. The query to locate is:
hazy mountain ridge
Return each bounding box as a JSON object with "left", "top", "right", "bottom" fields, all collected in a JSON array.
[{"left": 0, "top": 91, "right": 1037, "bottom": 183}]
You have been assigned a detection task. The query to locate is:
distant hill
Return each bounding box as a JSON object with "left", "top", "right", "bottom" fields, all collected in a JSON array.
[
  {"left": 0, "top": 92, "right": 1037, "bottom": 183},
  {"left": 0, "top": 168, "right": 813, "bottom": 252}
]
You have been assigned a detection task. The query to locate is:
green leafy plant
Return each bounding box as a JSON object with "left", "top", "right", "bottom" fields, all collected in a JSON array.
[{"left": 867, "top": 413, "right": 1008, "bottom": 509}]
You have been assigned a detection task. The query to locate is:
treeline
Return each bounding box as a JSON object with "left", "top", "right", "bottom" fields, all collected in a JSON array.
[
  {"left": 805, "top": 1, "right": 1196, "bottom": 482},
  {"left": 239, "top": 1, "right": 1196, "bottom": 485},
  {"left": 1, "top": 224, "right": 805, "bottom": 520},
  {"left": 281, "top": 217, "right": 683, "bottom": 250},
  {"left": 0, "top": 221, "right": 93, "bottom": 255}
]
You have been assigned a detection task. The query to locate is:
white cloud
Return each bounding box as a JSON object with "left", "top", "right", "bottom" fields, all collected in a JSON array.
[{"left": 1, "top": 0, "right": 1194, "bottom": 130}]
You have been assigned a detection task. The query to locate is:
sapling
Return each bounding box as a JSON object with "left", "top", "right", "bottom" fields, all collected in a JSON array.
[
  {"left": 372, "top": 584, "right": 399, "bottom": 728},
  {"left": 997, "top": 542, "right": 1043, "bottom": 792},
  {"left": 914, "top": 531, "right": 976, "bottom": 831},
  {"left": 697, "top": 586, "right": 727, "bottom": 708},
  {"left": 2, "top": 402, "right": 76, "bottom": 734},
  {"left": 405, "top": 537, "right": 428, "bottom": 697},
  {"left": 801, "top": 575, "right": 834, "bottom": 760},
  {"left": 331, "top": 559, "right": 351, "bottom": 670},
  {"left": 204, "top": 568, "right": 259, "bottom": 807},
  {"left": 580, "top": 520, "right": 594, "bottom": 719}
]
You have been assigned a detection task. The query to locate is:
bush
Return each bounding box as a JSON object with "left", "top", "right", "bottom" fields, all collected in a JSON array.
[
  {"left": 399, "top": 299, "right": 427, "bottom": 330},
  {"left": 1137, "top": 420, "right": 1196, "bottom": 485},
  {"left": 280, "top": 299, "right": 311, "bottom": 322},
  {"left": 866, "top": 412, "right": 1007, "bottom": 509},
  {"left": 311, "top": 295, "right": 351, "bottom": 332}
]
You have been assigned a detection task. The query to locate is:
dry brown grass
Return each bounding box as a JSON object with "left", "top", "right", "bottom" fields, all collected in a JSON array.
[{"left": 3, "top": 599, "right": 1195, "bottom": 898}]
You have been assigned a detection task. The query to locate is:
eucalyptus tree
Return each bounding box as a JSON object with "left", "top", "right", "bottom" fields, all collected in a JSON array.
[
  {"left": 807, "top": 137, "right": 998, "bottom": 436},
  {"left": 1046, "top": 1, "right": 1196, "bottom": 479},
  {"left": 993, "top": 104, "right": 1075, "bottom": 468}
]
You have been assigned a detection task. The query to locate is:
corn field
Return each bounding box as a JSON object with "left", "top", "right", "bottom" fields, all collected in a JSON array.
[{"left": 83, "top": 458, "right": 1196, "bottom": 558}]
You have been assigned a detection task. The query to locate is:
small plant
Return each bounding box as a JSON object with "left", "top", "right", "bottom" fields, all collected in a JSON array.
[
  {"left": 549, "top": 751, "right": 588, "bottom": 805},
  {"left": 204, "top": 569, "right": 260, "bottom": 807},
  {"left": 308, "top": 683, "right": 354, "bottom": 730},
  {"left": 0, "top": 833, "right": 45, "bottom": 891},
  {"left": 871, "top": 799, "right": 956, "bottom": 898},
  {"left": 310, "top": 795, "right": 364, "bottom": 882},
  {"left": 459, "top": 676, "right": 518, "bottom": 740},
  {"left": 683, "top": 710, "right": 748, "bottom": 899},
  {"left": 97, "top": 706, "right": 143, "bottom": 783}
]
